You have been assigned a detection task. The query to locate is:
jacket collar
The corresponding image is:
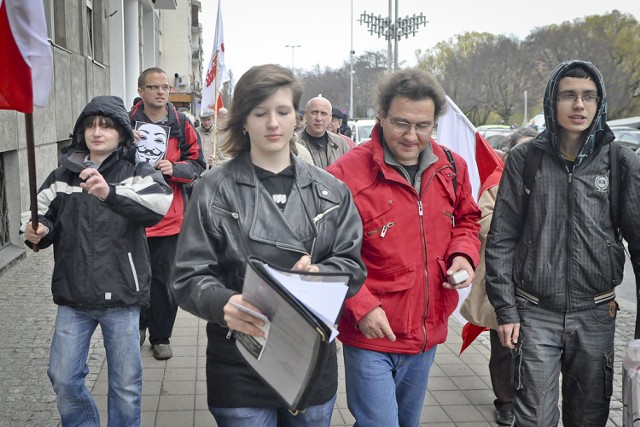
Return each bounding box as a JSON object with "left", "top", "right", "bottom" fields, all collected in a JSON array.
[{"left": 234, "top": 151, "right": 316, "bottom": 189}]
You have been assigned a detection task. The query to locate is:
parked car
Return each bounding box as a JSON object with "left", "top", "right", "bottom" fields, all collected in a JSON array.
[
  {"left": 611, "top": 126, "right": 640, "bottom": 150},
  {"left": 348, "top": 119, "right": 377, "bottom": 145},
  {"left": 477, "top": 125, "right": 513, "bottom": 151}
]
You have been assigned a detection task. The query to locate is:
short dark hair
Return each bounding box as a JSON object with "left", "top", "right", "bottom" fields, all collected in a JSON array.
[
  {"left": 223, "top": 64, "right": 303, "bottom": 157},
  {"left": 507, "top": 127, "right": 538, "bottom": 151},
  {"left": 82, "top": 115, "right": 123, "bottom": 142},
  {"left": 137, "top": 67, "right": 167, "bottom": 88},
  {"left": 377, "top": 68, "right": 447, "bottom": 120},
  {"left": 562, "top": 65, "right": 595, "bottom": 81}
]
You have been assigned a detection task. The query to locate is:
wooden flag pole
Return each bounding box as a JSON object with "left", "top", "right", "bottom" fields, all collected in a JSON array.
[
  {"left": 25, "top": 112, "right": 39, "bottom": 252},
  {"left": 212, "top": 59, "right": 220, "bottom": 165}
]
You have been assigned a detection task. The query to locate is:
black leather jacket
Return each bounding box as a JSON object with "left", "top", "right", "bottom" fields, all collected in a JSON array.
[{"left": 171, "top": 151, "right": 366, "bottom": 408}]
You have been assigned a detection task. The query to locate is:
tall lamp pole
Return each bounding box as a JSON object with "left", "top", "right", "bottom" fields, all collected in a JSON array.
[
  {"left": 285, "top": 44, "right": 301, "bottom": 70},
  {"left": 349, "top": 0, "right": 354, "bottom": 119}
]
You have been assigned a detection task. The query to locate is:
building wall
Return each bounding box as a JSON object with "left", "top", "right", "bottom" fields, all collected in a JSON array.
[
  {"left": 0, "top": 0, "right": 199, "bottom": 251},
  {"left": 0, "top": 0, "right": 111, "bottom": 249}
]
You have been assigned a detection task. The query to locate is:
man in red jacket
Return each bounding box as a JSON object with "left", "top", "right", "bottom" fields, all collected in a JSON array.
[
  {"left": 327, "top": 68, "right": 481, "bottom": 426},
  {"left": 131, "top": 67, "right": 205, "bottom": 360}
]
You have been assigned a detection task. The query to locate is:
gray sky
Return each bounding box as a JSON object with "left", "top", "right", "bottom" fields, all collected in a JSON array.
[{"left": 201, "top": 0, "right": 640, "bottom": 80}]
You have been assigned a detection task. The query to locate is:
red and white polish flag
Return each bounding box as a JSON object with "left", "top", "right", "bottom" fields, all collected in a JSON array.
[
  {"left": 0, "top": 0, "right": 53, "bottom": 113},
  {"left": 436, "top": 96, "right": 504, "bottom": 354},
  {"left": 201, "top": 0, "right": 230, "bottom": 114}
]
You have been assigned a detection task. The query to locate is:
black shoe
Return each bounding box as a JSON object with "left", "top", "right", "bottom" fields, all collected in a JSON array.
[
  {"left": 152, "top": 344, "right": 173, "bottom": 360},
  {"left": 495, "top": 409, "right": 514, "bottom": 426}
]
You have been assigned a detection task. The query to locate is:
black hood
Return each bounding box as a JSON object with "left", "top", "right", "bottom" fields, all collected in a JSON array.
[
  {"left": 542, "top": 60, "right": 608, "bottom": 168},
  {"left": 65, "top": 96, "right": 135, "bottom": 160}
]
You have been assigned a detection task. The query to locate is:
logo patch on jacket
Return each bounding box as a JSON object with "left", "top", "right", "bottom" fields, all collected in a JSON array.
[{"left": 594, "top": 175, "right": 609, "bottom": 192}]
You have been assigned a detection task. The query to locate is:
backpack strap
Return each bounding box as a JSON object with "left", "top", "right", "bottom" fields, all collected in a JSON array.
[
  {"left": 442, "top": 146, "right": 458, "bottom": 194},
  {"left": 522, "top": 144, "right": 544, "bottom": 220},
  {"left": 609, "top": 141, "right": 621, "bottom": 242}
]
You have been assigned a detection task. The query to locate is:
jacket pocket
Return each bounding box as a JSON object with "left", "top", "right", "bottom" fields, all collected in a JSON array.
[
  {"left": 607, "top": 240, "right": 625, "bottom": 287},
  {"left": 366, "top": 265, "right": 418, "bottom": 335},
  {"left": 436, "top": 257, "right": 459, "bottom": 321},
  {"left": 127, "top": 252, "right": 140, "bottom": 292}
]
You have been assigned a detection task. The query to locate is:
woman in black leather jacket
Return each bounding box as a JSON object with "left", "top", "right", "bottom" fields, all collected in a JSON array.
[{"left": 171, "top": 64, "right": 366, "bottom": 427}]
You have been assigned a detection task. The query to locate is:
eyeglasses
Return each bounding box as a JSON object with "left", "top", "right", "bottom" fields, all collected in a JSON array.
[
  {"left": 388, "top": 118, "right": 435, "bottom": 135},
  {"left": 143, "top": 84, "right": 171, "bottom": 92},
  {"left": 557, "top": 93, "right": 599, "bottom": 105}
]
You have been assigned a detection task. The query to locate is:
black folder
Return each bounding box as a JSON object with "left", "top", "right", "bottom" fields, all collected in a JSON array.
[{"left": 234, "top": 256, "right": 351, "bottom": 411}]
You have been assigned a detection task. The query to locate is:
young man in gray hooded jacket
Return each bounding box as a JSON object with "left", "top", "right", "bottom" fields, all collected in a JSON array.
[{"left": 485, "top": 60, "right": 640, "bottom": 426}]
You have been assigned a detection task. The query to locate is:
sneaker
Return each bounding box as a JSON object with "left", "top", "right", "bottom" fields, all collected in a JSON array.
[
  {"left": 495, "top": 409, "right": 515, "bottom": 426},
  {"left": 152, "top": 344, "right": 173, "bottom": 360},
  {"left": 139, "top": 329, "right": 146, "bottom": 347}
]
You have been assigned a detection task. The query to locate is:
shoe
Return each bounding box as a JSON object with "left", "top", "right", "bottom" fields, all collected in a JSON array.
[
  {"left": 152, "top": 344, "right": 173, "bottom": 360},
  {"left": 495, "top": 409, "right": 515, "bottom": 426},
  {"left": 139, "top": 329, "right": 146, "bottom": 347}
]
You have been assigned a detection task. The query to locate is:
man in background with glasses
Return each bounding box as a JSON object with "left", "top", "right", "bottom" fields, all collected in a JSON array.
[
  {"left": 327, "top": 68, "right": 481, "bottom": 426},
  {"left": 130, "top": 67, "right": 205, "bottom": 360},
  {"left": 486, "top": 60, "right": 640, "bottom": 426}
]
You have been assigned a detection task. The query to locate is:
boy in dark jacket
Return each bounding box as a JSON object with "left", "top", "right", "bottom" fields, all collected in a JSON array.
[
  {"left": 21, "top": 95, "right": 172, "bottom": 426},
  {"left": 486, "top": 60, "right": 640, "bottom": 426}
]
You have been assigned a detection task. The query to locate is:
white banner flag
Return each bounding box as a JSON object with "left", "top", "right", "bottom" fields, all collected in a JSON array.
[{"left": 201, "top": 0, "right": 230, "bottom": 114}]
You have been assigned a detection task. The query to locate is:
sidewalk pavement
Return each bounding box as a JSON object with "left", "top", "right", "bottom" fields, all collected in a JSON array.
[{"left": 0, "top": 248, "right": 635, "bottom": 426}]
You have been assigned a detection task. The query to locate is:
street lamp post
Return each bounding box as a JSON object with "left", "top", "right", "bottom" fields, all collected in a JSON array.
[
  {"left": 350, "top": 0, "right": 354, "bottom": 119},
  {"left": 285, "top": 44, "right": 301, "bottom": 71},
  {"left": 358, "top": 0, "right": 428, "bottom": 71}
]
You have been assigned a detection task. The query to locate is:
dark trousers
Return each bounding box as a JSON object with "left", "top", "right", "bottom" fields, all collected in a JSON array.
[
  {"left": 513, "top": 298, "right": 615, "bottom": 426},
  {"left": 139, "top": 235, "right": 179, "bottom": 345},
  {"left": 490, "top": 329, "right": 514, "bottom": 412}
]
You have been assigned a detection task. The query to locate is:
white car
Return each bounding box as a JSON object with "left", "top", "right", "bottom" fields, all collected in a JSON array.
[{"left": 348, "top": 119, "right": 377, "bottom": 145}]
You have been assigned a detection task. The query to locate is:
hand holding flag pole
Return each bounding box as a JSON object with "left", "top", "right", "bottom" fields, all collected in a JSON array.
[{"left": 0, "top": 0, "right": 53, "bottom": 252}]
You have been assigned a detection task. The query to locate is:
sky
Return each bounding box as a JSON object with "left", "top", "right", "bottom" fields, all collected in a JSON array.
[{"left": 200, "top": 0, "right": 640, "bottom": 82}]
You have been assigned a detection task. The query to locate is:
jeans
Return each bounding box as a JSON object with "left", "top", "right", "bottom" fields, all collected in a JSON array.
[
  {"left": 48, "top": 305, "right": 142, "bottom": 427},
  {"left": 513, "top": 297, "right": 616, "bottom": 427},
  {"left": 140, "top": 235, "right": 178, "bottom": 345},
  {"left": 342, "top": 344, "right": 437, "bottom": 427},
  {"left": 209, "top": 395, "right": 336, "bottom": 427}
]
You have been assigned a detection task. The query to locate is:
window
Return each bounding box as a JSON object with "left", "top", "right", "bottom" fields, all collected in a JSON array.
[
  {"left": 43, "top": 0, "right": 66, "bottom": 48},
  {"left": 85, "top": 0, "right": 104, "bottom": 63},
  {"left": 0, "top": 156, "right": 8, "bottom": 247}
]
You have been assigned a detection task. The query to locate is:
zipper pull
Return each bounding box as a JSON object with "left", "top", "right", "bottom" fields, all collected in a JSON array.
[
  {"left": 226, "top": 329, "right": 234, "bottom": 339},
  {"left": 381, "top": 224, "right": 389, "bottom": 238},
  {"left": 418, "top": 201, "right": 423, "bottom": 217},
  {"left": 451, "top": 215, "right": 455, "bottom": 227},
  {"left": 568, "top": 173, "right": 573, "bottom": 184}
]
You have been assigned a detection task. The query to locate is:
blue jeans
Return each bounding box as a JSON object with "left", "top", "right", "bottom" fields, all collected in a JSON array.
[
  {"left": 209, "top": 395, "right": 336, "bottom": 427},
  {"left": 513, "top": 297, "right": 616, "bottom": 427},
  {"left": 342, "top": 344, "right": 437, "bottom": 427},
  {"left": 48, "top": 305, "right": 142, "bottom": 427}
]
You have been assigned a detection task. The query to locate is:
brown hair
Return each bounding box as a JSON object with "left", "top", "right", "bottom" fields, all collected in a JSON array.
[
  {"left": 377, "top": 68, "right": 447, "bottom": 121},
  {"left": 222, "top": 64, "right": 303, "bottom": 158}
]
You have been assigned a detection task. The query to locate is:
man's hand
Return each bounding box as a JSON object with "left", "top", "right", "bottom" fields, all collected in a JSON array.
[
  {"left": 79, "top": 168, "right": 109, "bottom": 201},
  {"left": 357, "top": 307, "right": 396, "bottom": 342},
  {"left": 223, "top": 294, "right": 266, "bottom": 338},
  {"left": 292, "top": 254, "right": 320, "bottom": 273},
  {"left": 154, "top": 159, "right": 174, "bottom": 176},
  {"left": 442, "top": 255, "right": 475, "bottom": 290},
  {"left": 498, "top": 323, "right": 520, "bottom": 349},
  {"left": 24, "top": 221, "right": 48, "bottom": 244}
]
